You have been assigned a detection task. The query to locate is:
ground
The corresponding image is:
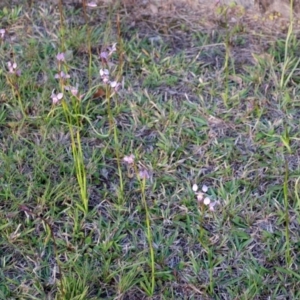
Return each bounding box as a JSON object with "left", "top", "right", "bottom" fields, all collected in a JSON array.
[{"left": 1, "top": 0, "right": 300, "bottom": 299}]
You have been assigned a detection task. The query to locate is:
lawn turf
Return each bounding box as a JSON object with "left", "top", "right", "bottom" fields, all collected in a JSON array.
[{"left": 1, "top": 1, "right": 300, "bottom": 299}]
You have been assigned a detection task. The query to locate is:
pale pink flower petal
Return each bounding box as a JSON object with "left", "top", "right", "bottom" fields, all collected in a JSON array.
[
  {"left": 99, "top": 69, "right": 109, "bottom": 77},
  {"left": 203, "top": 197, "right": 211, "bottom": 206},
  {"left": 202, "top": 185, "right": 208, "bottom": 193},
  {"left": 139, "top": 168, "right": 150, "bottom": 180},
  {"left": 7, "top": 61, "right": 20, "bottom": 75},
  {"left": 192, "top": 184, "right": 198, "bottom": 192},
  {"left": 51, "top": 90, "right": 63, "bottom": 104},
  {"left": 209, "top": 201, "right": 218, "bottom": 211},
  {"left": 100, "top": 51, "right": 108, "bottom": 60},
  {"left": 7, "top": 62, "right": 13, "bottom": 73},
  {"left": 8, "top": 61, "right": 17, "bottom": 73},
  {"left": 108, "top": 43, "right": 117, "bottom": 56},
  {"left": 56, "top": 52, "right": 65, "bottom": 62},
  {"left": 110, "top": 81, "right": 120, "bottom": 91},
  {"left": 65, "top": 85, "right": 79, "bottom": 96},
  {"left": 110, "top": 81, "right": 118, "bottom": 88},
  {"left": 100, "top": 68, "right": 110, "bottom": 83},
  {"left": 123, "top": 154, "right": 135, "bottom": 165},
  {"left": 55, "top": 71, "right": 70, "bottom": 79},
  {"left": 0, "top": 29, "right": 5, "bottom": 39},
  {"left": 103, "top": 77, "right": 109, "bottom": 83},
  {"left": 196, "top": 192, "right": 204, "bottom": 203},
  {"left": 57, "top": 93, "right": 63, "bottom": 100},
  {"left": 87, "top": 2, "right": 97, "bottom": 7},
  {"left": 70, "top": 87, "right": 78, "bottom": 96}
]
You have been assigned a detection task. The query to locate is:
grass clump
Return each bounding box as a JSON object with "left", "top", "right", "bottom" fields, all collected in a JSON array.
[{"left": 1, "top": 0, "right": 300, "bottom": 299}]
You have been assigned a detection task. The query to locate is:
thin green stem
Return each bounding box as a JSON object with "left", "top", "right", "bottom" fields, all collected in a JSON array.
[
  {"left": 283, "top": 159, "right": 291, "bottom": 266},
  {"left": 140, "top": 177, "right": 155, "bottom": 295}
]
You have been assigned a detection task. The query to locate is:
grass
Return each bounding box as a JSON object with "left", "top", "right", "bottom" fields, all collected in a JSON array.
[{"left": 1, "top": 0, "right": 300, "bottom": 299}]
